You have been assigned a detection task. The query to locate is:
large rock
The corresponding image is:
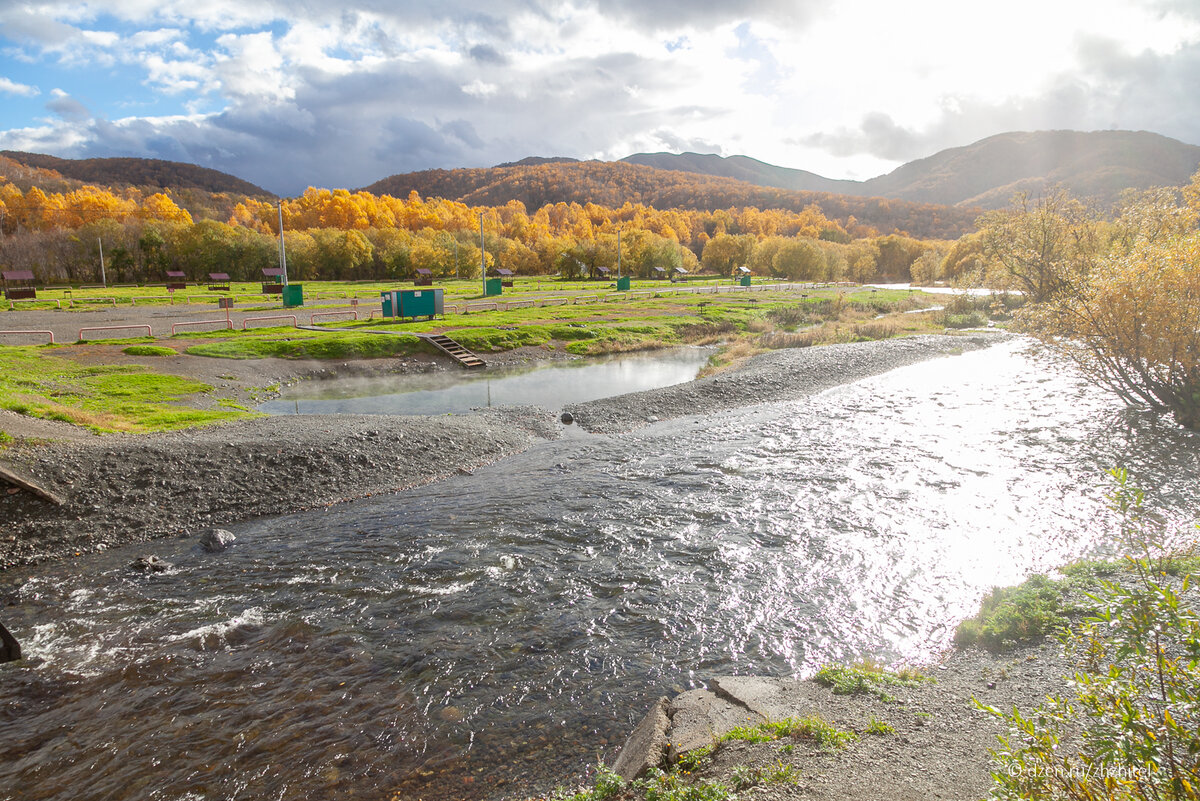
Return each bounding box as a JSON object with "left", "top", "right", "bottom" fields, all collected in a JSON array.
[
  {"left": 667, "top": 688, "right": 762, "bottom": 761},
  {"left": 199, "top": 528, "right": 236, "bottom": 552},
  {"left": 611, "top": 696, "right": 671, "bottom": 781},
  {"left": 711, "top": 675, "right": 820, "bottom": 721},
  {"left": 0, "top": 620, "right": 20, "bottom": 663}
]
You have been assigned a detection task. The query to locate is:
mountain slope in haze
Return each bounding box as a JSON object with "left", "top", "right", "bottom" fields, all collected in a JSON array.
[
  {"left": 621, "top": 152, "right": 861, "bottom": 195},
  {"left": 362, "top": 160, "right": 978, "bottom": 239},
  {"left": 622, "top": 130, "right": 1200, "bottom": 210},
  {"left": 861, "top": 130, "right": 1200, "bottom": 208},
  {"left": 0, "top": 151, "right": 273, "bottom": 197}
]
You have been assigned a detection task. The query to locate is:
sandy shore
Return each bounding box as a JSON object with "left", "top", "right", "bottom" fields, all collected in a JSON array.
[{"left": 0, "top": 332, "right": 1009, "bottom": 569}]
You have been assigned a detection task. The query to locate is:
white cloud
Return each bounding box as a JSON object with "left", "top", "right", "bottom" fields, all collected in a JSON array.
[
  {"left": 0, "top": 77, "right": 40, "bottom": 97},
  {"left": 213, "top": 31, "right": 293, "bottom": 103},
  {"left": 2, "top": 0, "right": 1200, "bottom": 194}
]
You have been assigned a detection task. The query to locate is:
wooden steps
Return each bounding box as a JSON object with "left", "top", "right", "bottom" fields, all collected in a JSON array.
[{"left": 423, "top": 334, "right": 485, "bottom": 369}]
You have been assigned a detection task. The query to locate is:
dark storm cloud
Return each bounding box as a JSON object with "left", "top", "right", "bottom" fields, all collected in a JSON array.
[
  {"left": 468, "top": 44, "right": 508, "bottom": 66},
  {"left": 439, "top": 119, "right": 485, "bottom": 149},
  {"left": 579, "top": 0, "right": 824, "bottom": 30},
  {"left": 46, "top": 92, "right": 91, "bottom": 121},
  {"left": 41, "top": 38, "right": 700, "bottom": 194}
]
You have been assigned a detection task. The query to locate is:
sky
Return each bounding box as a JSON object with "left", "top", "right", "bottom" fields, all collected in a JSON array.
[{"left": 1, "top": 0, "right": 1199, "bottom": 196}]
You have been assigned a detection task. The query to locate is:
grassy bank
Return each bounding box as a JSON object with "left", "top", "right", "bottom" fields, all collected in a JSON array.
[
  {"left": 1, "top": 282, "right": 982, "bottom": 434},
  {"left": 182, "top": 285, "right": 950, "bottom": 362},
  {"left": 1, "top": 275, "right": 759, "bottom": 310},
  {"left": 0, "top": 344, "right": 245, "bottom": 432}
]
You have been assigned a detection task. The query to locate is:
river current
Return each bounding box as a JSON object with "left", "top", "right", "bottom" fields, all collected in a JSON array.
[{"left": 2, "top": 339, "right": 1197, "bottom": 801}]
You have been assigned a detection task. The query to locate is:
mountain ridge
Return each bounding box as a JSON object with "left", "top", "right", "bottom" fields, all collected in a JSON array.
[
  {"left": 0, "top": 151, "right": 273, "bottom": 198},
  {"left": 619, "top": 130, "right": 1200, "bottom": 209}
]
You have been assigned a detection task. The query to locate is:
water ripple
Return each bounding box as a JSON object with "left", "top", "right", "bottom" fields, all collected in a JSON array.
[{"left": 3, "top": 340, "right": 1198, "bottom": 801}]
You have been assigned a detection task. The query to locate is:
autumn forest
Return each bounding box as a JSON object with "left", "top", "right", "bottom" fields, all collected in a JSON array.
[{"left": 0, "top": 154, "right": 958, "bottom": 287}]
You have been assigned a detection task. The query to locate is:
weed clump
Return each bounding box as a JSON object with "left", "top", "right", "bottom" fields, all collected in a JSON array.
[
  {"left": 814, "top": 661, "right": 932, "bottom": 699},
  {"left": 721, "top": 715, "right": 857, "bottom": 751},
  {"left": 953, "top": 574, "right": 1068, "bottom": 651}
]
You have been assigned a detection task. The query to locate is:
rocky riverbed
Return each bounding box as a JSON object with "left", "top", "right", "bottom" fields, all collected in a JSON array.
[{"left": 0, "top": 333, "right": 1008, "bottom": 569}]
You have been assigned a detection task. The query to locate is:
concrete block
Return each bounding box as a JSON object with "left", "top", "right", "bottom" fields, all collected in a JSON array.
[
  {"left": 667, "top": 688, "right": 761, "bottom": 761},
  {"left": 611, "top": 696, "right": 671, "bottom": 781}
]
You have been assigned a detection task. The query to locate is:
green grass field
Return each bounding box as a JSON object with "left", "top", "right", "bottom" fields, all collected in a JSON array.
[
  {"left": 0, "top": 280, "right": 946, "bottom": 433},
  {"left": 0, "top": 345, "right": 245, "bottom": 433}
]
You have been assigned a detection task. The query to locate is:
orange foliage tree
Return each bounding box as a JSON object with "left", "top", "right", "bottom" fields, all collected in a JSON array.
[{"left": 1017, "top": 184, "right": 1200, "bottom": 429}]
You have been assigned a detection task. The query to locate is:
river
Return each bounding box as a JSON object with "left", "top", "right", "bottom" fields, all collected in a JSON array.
[{"left": 2, "top": 339, "right": 1197, "bottom": 801}]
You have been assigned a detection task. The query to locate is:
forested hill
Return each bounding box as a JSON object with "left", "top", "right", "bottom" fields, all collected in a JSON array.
[
  {"left": 0, "top": 151, "right": 273, "bottom": 198},
  {"left": 620, "top": 130, "right": 1200, "bottom": 210},
  {"left": 361, "top": 160, "right": 978, "bottom": 240}
]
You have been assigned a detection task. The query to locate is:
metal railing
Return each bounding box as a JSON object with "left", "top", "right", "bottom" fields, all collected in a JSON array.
[
  {"left": 170, "top": 319, "right": 233, "bottom": 335},
  {"left": 78, "top": 324, "right": 152, "bottom": 340},
  {"left": 0, "top": 329, "right": 56, "bottom": 344},
  {"left": 242, "top": 315, "right": 298, "bottom": 330}
]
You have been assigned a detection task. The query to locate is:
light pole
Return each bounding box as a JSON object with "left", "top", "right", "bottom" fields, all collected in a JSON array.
[
  {"left": 98, "top": 237, "right": 106, "bottom": 287},
  {"left": 277, "top": 200, "right": 289, "bottom": 285},
  {"left": 479, "top": 212, "right": 486, "bottom": 295}
]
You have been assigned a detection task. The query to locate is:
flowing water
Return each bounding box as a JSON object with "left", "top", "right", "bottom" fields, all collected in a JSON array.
[
  {"left": 258, "top": 347, "right": 713, "bottom": 416},
  {"left": 2, "top": 340, "right": 1198, "bottom": 801}
]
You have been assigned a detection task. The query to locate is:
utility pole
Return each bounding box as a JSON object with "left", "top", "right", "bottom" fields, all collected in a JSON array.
[
  {"left": 479, "top": 212, "right": 486, "bottom": 295},
  {"left": 98, "top": 238, "right": 106, "bottom": 287},
  {"left": 455, "top": 238, "right": 459, "bottom": 280},
  {"left": 277, "top": 201, "right": 289, "bottom": 285},
  {"left": 617, "top": 229, "right": 622, "bottom": 278}
]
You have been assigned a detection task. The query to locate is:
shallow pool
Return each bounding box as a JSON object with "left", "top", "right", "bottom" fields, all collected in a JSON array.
[{"left": 258, "top": 347, "right": 713, "bottom": 416}]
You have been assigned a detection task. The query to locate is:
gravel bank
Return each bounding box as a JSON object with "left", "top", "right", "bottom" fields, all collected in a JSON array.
[
  {"left": 0, "top": 409, "right": 559, "bottom": 568},
  {"left": 591, "top": 638, "right": 1074, "bottom": 801},
  {"left": 1, "top": 333, "right": 1011, "bottom": 568},
  {"left": 567, "top": 332, "right": 1012, "bottom": 433}
]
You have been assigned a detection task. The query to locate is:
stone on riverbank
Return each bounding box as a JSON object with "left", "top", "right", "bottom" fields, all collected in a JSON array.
[
  {"left": 667, "top": 688, "right": 762, "bottom": 761},
  {"left": 129, "top": 555, "right": 173, "bottom": 572},
  {"left": 199, "top": 528, "right": 236, "bottom": 552}
]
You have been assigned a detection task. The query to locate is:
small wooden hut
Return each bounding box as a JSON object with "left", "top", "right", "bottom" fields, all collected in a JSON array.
[
  {"left": 651, "top": 266, "right": 667, "bottom": 280},
  {"left": 165, "top": 270, "right": 187, "bottom": 290},
  {"left": 495, "top": 268, "right": 514, "bottom": 287},
  {"left": 414, "top": 268, "right": 433, "bottom": 286},
  {"left": 261, "top": 267, "right": 285, "bottom": 294},
  {"left": 207, "top": 272, "right": 231, "bottom": 291},
  {"left": 1, "top": 270, "right": 36, "bottom": 300},
  {"left": 592, "top": 265, "right": 611, "bottom": 281}
]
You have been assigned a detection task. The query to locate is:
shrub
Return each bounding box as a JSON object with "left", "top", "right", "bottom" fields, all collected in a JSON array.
[
  {"left": 982, "top": 469, "right": 1200, "bottom": 799},
  {"left": 942, "top": 311, "right": 988, "bottom": 328}
]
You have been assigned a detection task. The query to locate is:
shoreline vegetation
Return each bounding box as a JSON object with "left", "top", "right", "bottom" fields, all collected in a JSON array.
[{"left": 520, "top": 492, "right": 1200, "bottom": 801}]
